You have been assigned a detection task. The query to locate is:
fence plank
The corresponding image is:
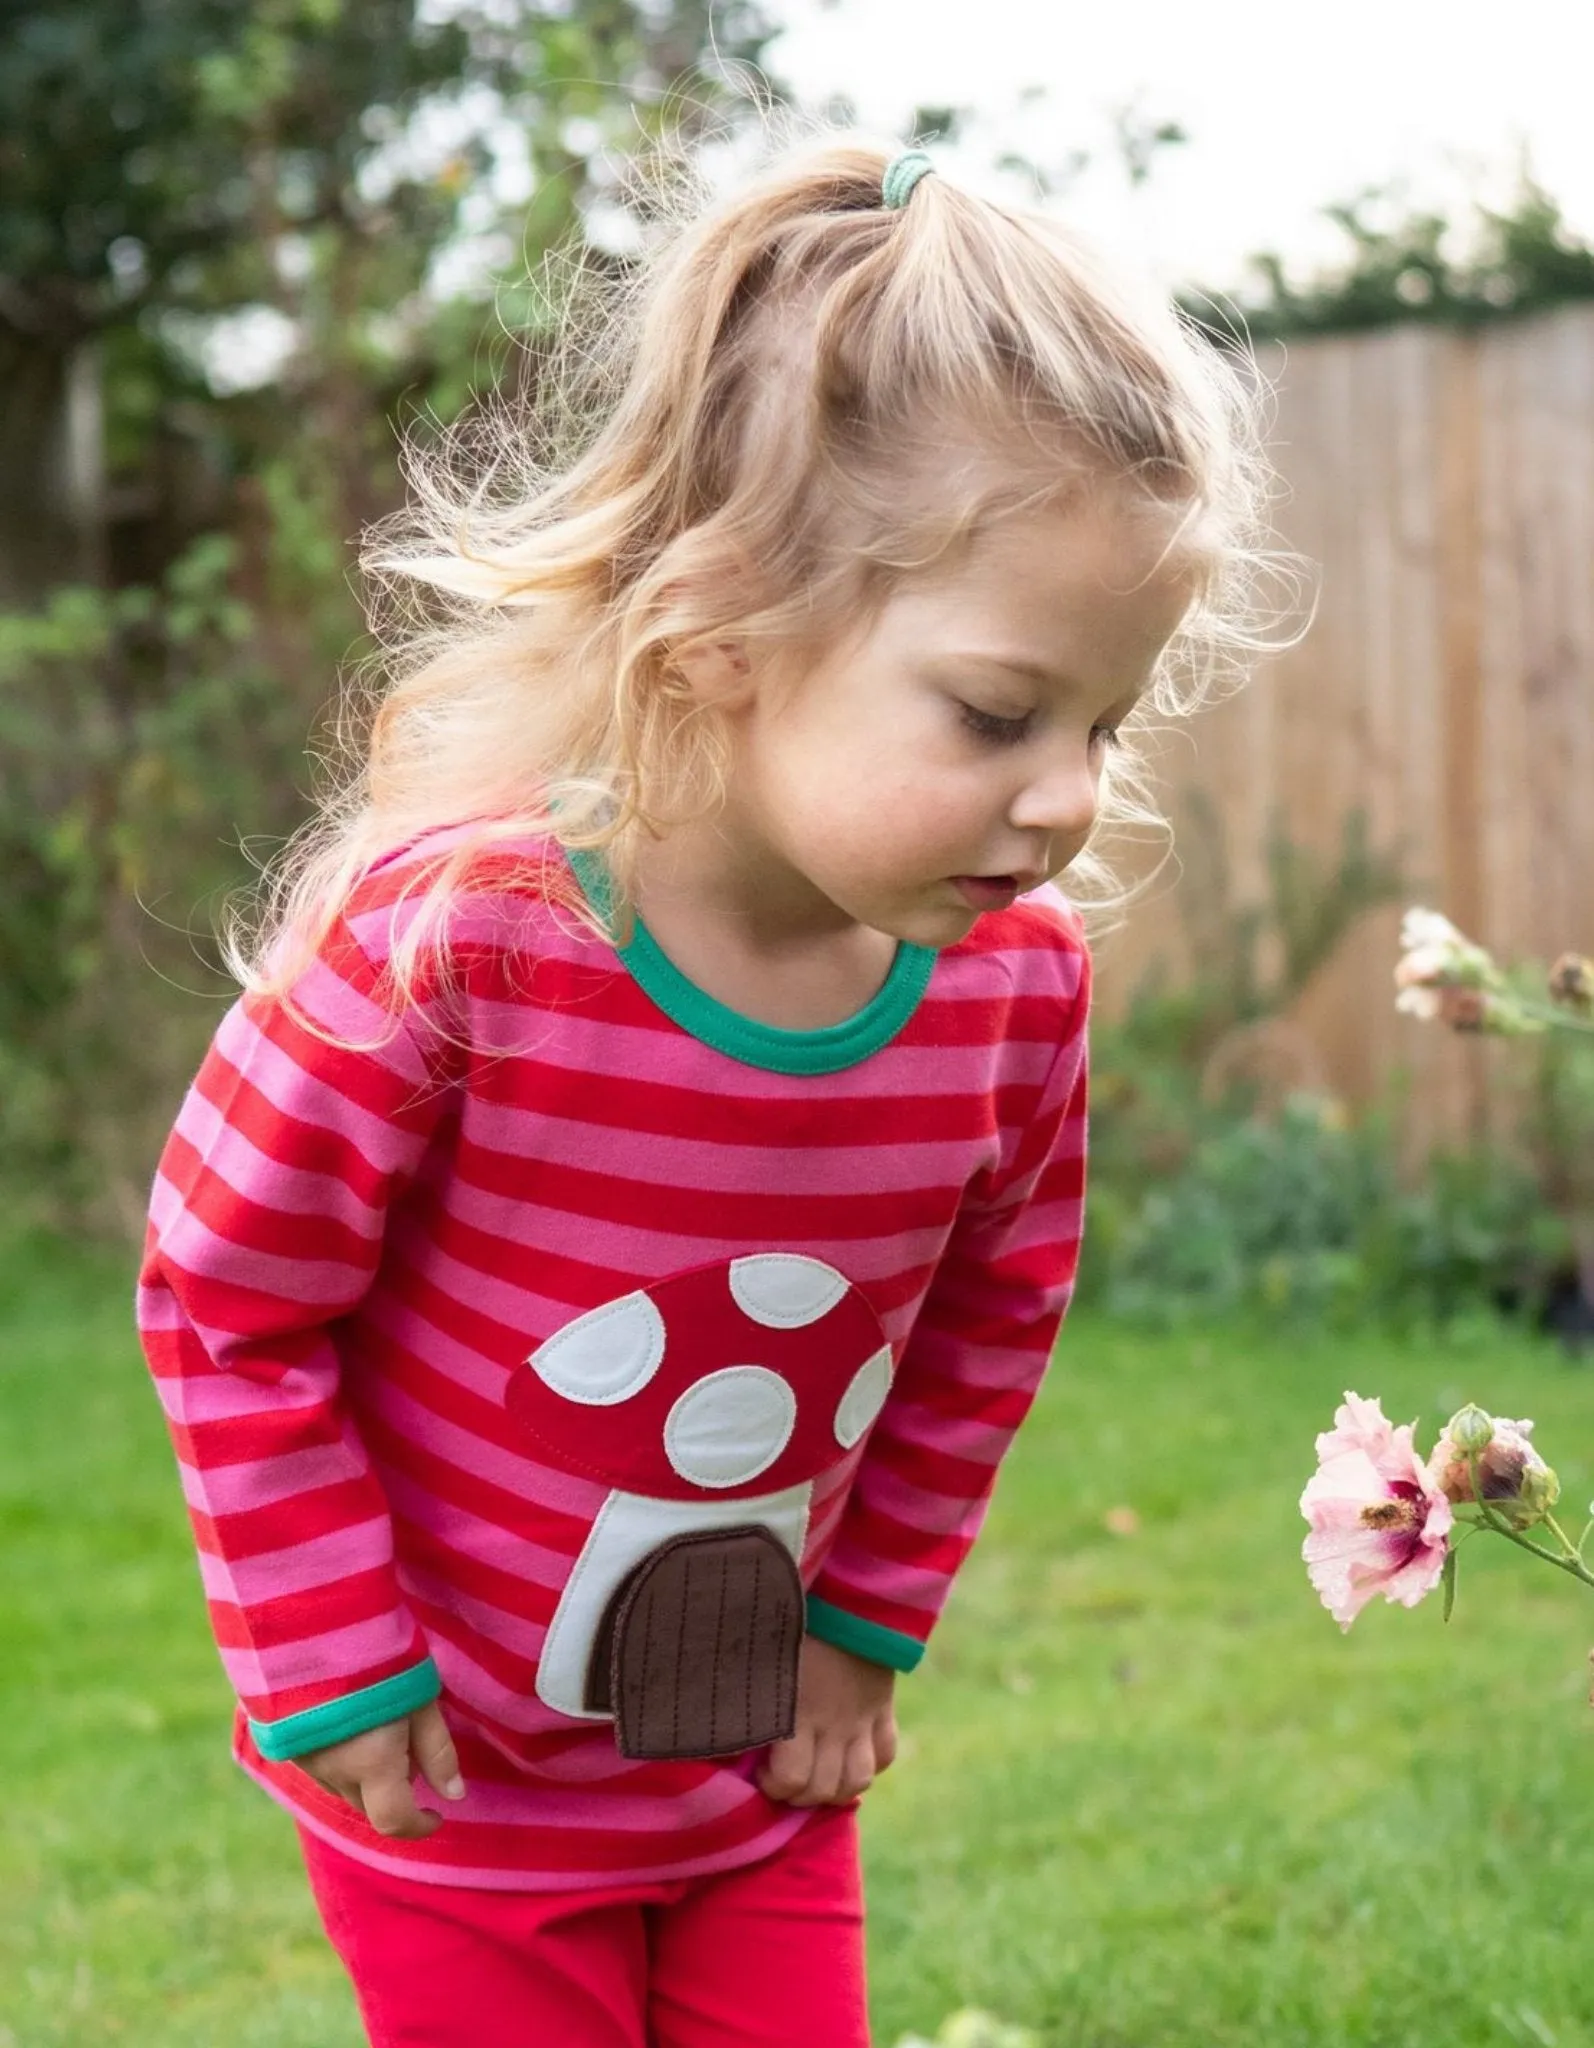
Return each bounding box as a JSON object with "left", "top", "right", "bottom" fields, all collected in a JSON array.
[{"left": 1094, "top": 304, "right": 1594, "bottom": 1160}]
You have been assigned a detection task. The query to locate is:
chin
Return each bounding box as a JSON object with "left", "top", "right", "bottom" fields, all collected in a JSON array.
[{"left": 877, "top": 902, "right": 981, "bottom": 949}]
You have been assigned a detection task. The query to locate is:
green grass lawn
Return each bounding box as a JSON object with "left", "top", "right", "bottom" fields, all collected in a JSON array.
[{"left": 5, "top": 1235, "right": 1594, "bottom": 2047}]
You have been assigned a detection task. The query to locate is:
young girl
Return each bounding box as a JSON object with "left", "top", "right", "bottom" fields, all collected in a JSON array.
[{"left": 138, "top": 134, "right": 1270, "bottom": 2046}]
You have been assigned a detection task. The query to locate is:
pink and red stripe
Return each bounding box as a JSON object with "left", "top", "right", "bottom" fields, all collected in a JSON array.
[{"left": 138, "top": 839, "right": 1089, "bottom": 1888}]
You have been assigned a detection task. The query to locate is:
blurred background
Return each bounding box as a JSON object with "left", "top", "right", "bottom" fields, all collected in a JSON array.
[
  {"left": 4, "top": 0, "right": 1594, "bottom": 1328},
  {"left": 8, "top": 8, "right": 1594, "bottom": 2045},
  {"left": 7, "top": 0, "right": 1594, "bottom": 1344}
]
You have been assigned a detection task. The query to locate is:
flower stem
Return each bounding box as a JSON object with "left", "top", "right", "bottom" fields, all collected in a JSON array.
[
  {"left": 1472, "top": 1503, "right": 1594, "bottom": 1584},
  {"left": 1460, "top": 1450, "right": 1594, "bottom": 1582},
  {"left": 1509, "top": 997, "right": 1594, "bottom": 1035}
]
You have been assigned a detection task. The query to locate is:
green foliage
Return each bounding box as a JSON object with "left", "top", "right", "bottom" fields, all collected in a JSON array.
[
  {"left": 1083, "top": 797, "right": 1577, "bottom": 1330},
  {"left": 0, "top": 1, "right": 773, "bottom": 1230},
  {"left": 0, "top": 0, "right": 768, "bottom": 327},
  {"left": 1, "top": 0, "right": 774, "bottom": 587},
  {"left": 1102, "top": 1094, "right": 1390, "bottom": 1326},
  {"left": 1100, "top": 1094, "right": 1571, "bottom": 1331},
  {"left": 1200, "top": 174, "right": 1594, "bottom": 342},
  {"left": 1390, "top": 1142, "right": 1575, "bottom": 1324},
  {"left": 1, "top": 0, "right": 477, "bottom": 376},
  {"left": 1519, "top": 1011, "right": 1594, "bottom": 1227},
  {"left": 0, "top": 538, "right": 336, "bottom": 1226}
]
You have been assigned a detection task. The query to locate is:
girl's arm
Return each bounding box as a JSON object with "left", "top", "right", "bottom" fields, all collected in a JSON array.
[
  {"left": 137, "top": 918, "right": 459, "bottom": 1771},
  {"left": 803, "top": 941, "right": 1092, "bottom": 1675}
]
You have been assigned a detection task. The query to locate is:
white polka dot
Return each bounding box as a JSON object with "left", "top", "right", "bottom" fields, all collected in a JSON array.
[
  {"left": 728, "top": 1254, "right": 849, "bottom": 1329},
  {"left": 529, "top": 1291, "right": 665, "bottom": 1406},
  {"left": 664, "top": 1367, "right": 797, "bottom": 1488},
  {"left": 834, "top": 1347, "right": 893, "bottom": 1448}
]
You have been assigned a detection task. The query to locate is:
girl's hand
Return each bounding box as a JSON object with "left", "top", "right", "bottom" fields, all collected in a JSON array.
[
  {"left": 756, "top": 1636, "right": 898, "bottom": 1807},
  {"left": 296, "top": 1700, "right": 465, "bottom": 1840}
]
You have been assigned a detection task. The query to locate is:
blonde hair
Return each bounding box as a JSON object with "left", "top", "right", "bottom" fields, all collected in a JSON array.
[{"left": 229, "top": 122, "right": 1288, "bottom": 1012}]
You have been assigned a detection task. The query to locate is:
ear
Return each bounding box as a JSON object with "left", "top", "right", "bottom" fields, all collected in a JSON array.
[{"left": 670, "top": 636, "right": 753, "bottom": 706}]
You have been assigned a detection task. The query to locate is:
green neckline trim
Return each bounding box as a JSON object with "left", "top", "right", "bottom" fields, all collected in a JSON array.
[
  {"left": 248, "top": 1658, "right": 442, "bottom": 1762},
  {"left": 564, "top": 846, "right": 936, "bottom": 1075},
  {"left": 805, "top": 1596, "right": 926, "bottom": 1673}
]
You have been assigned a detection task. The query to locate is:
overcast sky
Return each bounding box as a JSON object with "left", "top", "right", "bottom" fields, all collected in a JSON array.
[{"left": 764, "top": 0, "right": 1593, "bottom": 289}]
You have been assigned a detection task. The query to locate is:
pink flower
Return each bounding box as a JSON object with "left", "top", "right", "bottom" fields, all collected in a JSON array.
[
  {"left": 1301, "top": 1392, "right": 1453, "bottom": 1630},
  {"left": 1395, "top": 908, "right": 1495, "bottom": 987},
  {"left": 1392, "top": 909, "right": 1544, "bottom": 1036}
]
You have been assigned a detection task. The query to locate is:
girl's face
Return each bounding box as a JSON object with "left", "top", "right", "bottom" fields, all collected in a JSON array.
[{"left": 712, "top": 488, "right": 1197, "bottom": 950}]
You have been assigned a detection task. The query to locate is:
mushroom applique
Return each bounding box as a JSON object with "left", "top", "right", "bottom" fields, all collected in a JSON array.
[{"left": 505, "top": 1254, "right": 893, "bottom": 1762}]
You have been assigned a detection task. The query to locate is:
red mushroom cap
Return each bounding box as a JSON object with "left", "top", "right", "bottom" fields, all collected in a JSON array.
[{"left": 505, "top": 1255, "right": 893, "bottom": 1500}]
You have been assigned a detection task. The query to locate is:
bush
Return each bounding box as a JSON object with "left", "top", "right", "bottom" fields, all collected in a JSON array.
[
  {"left": 0, "top": 538, "right": 332, "bottom": 1230},
  {"left": 1090, "top": 1090, "right": 1572, "bottom": 1331},
  {"left": 1195, "top": 175, "right": 1594, "bottom": 341},
  {"left": 1080, "top": 800, "right": 1579, "bottom": 1333}
]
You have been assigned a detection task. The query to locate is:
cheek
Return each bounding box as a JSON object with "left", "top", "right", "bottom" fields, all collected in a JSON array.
[
  {"left": 765, "top": 685, "right": 981, "bottom": 858},
  {"left": 784, "top": 704, "right": 916, "bottom": 807},
  {"left": 846, "top": 770, "right": 986, "bottom": 880},
  {"left": 831, "top": 746, "right": 938, "bottom": 825},
  {"left": 793, "top": 757, "right": 929, "bottom": 872}
]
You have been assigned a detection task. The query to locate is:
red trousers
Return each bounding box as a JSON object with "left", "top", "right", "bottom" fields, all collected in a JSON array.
[{"left": 297, "top": 1807, "right": 870, "bottom": 2048}]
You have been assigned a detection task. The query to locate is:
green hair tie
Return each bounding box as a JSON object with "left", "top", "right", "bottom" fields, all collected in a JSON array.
[{"left": 882, "top": 149, "right": 935, "bottom": 211}]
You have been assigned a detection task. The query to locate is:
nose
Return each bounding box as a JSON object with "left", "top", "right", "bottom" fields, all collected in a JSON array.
[{"left": 1007, "top": 749, "right": 1101, "bottom": 841}]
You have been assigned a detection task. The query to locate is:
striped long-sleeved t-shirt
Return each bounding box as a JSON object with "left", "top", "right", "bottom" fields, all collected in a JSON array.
[{"left": 137, "top": 835, "right": 1090, "bottom": 1890}]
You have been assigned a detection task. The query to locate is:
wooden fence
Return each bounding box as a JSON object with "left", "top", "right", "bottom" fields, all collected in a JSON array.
[{"left": 1092, "top": 303, "right": 1594, "bottom": 1164}]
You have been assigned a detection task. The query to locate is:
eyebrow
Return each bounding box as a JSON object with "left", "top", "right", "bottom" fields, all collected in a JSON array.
[
  {"left": 946, "top": 653, "right": 1144, "bottom": 721},
  {"left": 947, "top": 653, "right": 1072, "bottom": 694}
]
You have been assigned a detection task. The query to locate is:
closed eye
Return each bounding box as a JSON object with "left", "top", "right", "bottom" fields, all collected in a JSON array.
[{"left": 958, "top": 702, "right": 1034, "bottom": 747}]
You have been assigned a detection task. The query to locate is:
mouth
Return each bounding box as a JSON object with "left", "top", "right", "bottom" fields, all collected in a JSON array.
[{"left": 951, "top": 874, "right": 1033, "bottom": 911}]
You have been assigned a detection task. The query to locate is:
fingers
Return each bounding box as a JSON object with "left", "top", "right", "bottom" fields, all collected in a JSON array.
[
  {"left": 793, "top": 1740, "right": 845, "bottom": 1809},
  {"left": 297, "top": 1714, "right": 454, "bottom": 1840},
  {"left": 841, "top": 1732, "right": 877, "bottom": 1797},
  {"left": 756, "top": 1727, "right": 814, "bottom": 1805},
  {"left": 358, "top": 1753, "right": 442, "bottom": 1841},
  {"left": 758, "top": 1726, "right": 886, "bottom": 1807},
  {"left": 410, "top": 1701, "right": 466, "bottom": 1803}
]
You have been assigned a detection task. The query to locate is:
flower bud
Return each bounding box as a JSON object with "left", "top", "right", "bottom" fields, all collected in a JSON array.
[
  {"left": 1549, "top": 953, "right": 1594, "bottom": 1016},
  {"left": 1446, "top": 1404, "right": 1494, "bottom": 1455},
  {"left": 1512, "top": 1456, "right": 1561, "bottom": 1529},
  {"left": 1429, "top": 1412, "right": 1560, "bottom": 1529}
]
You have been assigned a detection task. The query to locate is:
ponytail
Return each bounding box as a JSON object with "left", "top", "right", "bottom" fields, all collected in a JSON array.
[{"left": 228, "top": 119, "right": 1290, "bottom": 1019}]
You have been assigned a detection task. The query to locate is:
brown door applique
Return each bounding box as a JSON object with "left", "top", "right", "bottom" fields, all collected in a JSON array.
[{"left": 584, "top": 1526, "right": 803, "bottom": 1761}]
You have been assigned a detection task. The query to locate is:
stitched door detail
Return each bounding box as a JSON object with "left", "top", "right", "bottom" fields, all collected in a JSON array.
[{"left": 585, "top": 1526, "right": 802, "bottom": 1760}]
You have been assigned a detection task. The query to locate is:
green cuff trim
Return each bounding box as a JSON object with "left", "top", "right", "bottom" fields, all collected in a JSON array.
[
  {"left": 805, "top": 1596, "right": 926, "bottom": 1672},
  {"left": 248, "top": 1658, "right": 442, "bottom": 1761}
]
